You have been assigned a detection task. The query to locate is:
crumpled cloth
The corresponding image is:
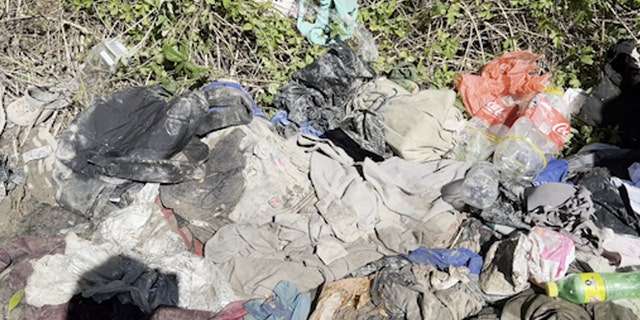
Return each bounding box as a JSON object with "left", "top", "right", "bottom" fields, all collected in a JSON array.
[
  {"left": 526, "top": 184, "right": 602, "bottom": 254},
  {"left": 308, "top": 135, "right": 470, "bottom": 246},
  {"left": 500, "top": 289, "right": 637, "bottom": 320}
]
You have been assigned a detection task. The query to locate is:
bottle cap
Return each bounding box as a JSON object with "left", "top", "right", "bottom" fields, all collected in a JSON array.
[{"left": 545, "top": 282, "right": 559, "bottom": 297}]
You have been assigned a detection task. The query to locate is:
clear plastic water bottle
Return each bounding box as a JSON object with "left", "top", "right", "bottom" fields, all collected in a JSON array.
[
  {"left": 460, "top": 161, "right": 500, "bottom": 209},
  {"left": 546, "top": 271, "right": 640, "bottom": 303},
  {"left": 455, "top": 96, "right": 520, "bottom": 161},
  {"left": 78, "top": 38, "right": 128, "bottom": 101},
  {"left": 493, "top": 92, "right": 571, "bottom": 183}
]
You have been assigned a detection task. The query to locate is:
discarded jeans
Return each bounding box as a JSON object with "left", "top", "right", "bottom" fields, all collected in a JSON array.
[
  {"left": 273, "top": 42, "right": 374, "bottom": 136},
  {"left": 406, "top": 247, "right": 483, "bottom": 275},
  {"left": 243, "top": 281, "right": 311, "bottom": 320}
]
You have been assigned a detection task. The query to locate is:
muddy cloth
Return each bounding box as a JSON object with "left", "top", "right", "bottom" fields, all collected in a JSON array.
[
  {"left": 309, "top": 136, "right": 470, "bottom": 246},
  {"left": 243, "top": 281, "right": 311, "bottom": 320},
  {"left": 309, "top": 277, "right": 378, "bottom": 320},
  {"left": 273, "top": 42, "right": 374, "bottom": 135},
  {"left": 577, "top": 167, "right": 640, "bottom": 236},
  {"left": 369, "top": 260, "right": 423, "bottom": 319},
  {"left": 448, "top": 218, "right": 502, "bottom": 256},
  {"left": 0, "top": 236, "right": 66, "bottom": 300},
  {"left": 378, "top": 88, "right": 462, "bottom": 162},
  {"left": 577, "top": 39, "right": 640, "bottom": 147},
  {"left": 176, "top": 120, "right": 314, "bottom": 229},
  {"left": 26, "top": 185, "right": 236, "bottom": 314},
  {"left": 363, "top": 258, "right": 484, "bottom": 320},
  {"left": 204, "top": 215, "right": 396, "bottom": 300},
  {"left": 55, "top": 86, "right": 252, "bottom": 216},
  {"left": 412, "top": 264, "right": 485, "bottom": 320},
  {"left": 525, "top": 184, "right": 602, "bottom": 254},
  {"left": 159, "top": 128, "right": 246, "bottom": 240},
  {"left": 480, "top": 234, "right": 530, "bottom": 296},
  {"left": 500, "top": 288, "right": 637, "bottom": 320}
]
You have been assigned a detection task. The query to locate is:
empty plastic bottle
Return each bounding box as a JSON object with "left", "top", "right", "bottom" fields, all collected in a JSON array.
[
  {"left": 454, "top": 96, "right": 521, "bottom": 161},
  {"left": 546, "top": 271, "right": 640, "bottom": 304},
  {"left": 78, "top": 38, "right": 128, "bottom": 101},
  {"left": 493, "top": 92, "right": 571, "bottom": 183},
  {"left": 460, "top": 161, "right": 500, "bottom": 209}
]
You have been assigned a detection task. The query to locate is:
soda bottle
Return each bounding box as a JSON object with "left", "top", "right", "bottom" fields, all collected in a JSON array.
[
  {"left": 493, "top": 92, "right": 571, "bottom": 183},
  {"left": 545, "top": 271, "right": 640, "bottom": 303},
  {"left": 454, "top": 96, "right": 521, "bottom": 161}
]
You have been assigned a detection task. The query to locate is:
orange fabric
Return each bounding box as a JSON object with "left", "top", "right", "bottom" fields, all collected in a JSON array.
[{"left": 456, "top": 51, "right": 551, "bottom": 115}]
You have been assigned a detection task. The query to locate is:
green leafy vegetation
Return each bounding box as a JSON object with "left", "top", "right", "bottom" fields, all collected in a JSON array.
[{"left": 65, "top": 0, "right": 640, "bottom": 148}]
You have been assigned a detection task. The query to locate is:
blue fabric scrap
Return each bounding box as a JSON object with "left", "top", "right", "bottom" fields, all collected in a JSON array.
[
  {"left": 243, "top": 280, "right": 311, "bottom": 320},
  {"left": 406, "top": 247, "right": 483, "bottom": 275},
  {"left": 533, "top": 157, "right": 569, "bottom": 186}
]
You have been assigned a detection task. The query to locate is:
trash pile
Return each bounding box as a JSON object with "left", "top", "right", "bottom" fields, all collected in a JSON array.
[{"left": 1, "top": 16, "right": 640, "bottom": 320}]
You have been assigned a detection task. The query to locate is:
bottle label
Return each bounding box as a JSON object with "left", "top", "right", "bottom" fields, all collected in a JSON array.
[
  {"left": 580, "top": 273, "right": 606, "bottom": 303},
  {"left": 522, "top": 96, "right": 570, "bottom": 150},
  {"left": 475, "top": 98, "right": 520, "bottom": 127}
]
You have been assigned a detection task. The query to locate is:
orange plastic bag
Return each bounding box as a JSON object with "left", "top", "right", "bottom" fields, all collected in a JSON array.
[{"left": 456, "top": 51, "right": 551, "bottom": 116}]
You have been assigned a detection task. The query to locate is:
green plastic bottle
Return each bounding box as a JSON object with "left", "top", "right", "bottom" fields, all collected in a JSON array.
[{"left": 545, "top": 272, "right": 640, "bottom": 304}]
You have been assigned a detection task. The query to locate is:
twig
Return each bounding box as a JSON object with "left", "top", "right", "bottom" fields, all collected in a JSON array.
[
  {"left": 0, "top": 15, "right": 32, "bottom": 23},
  {"left": 604, "top": 1, "right": 639, "bottom": 43},
  {"left": 459, "top": 2, "right": 486, "bottom": 62}
]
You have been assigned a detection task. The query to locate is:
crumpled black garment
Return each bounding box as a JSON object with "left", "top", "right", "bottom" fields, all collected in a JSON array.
[
  {"left": 577, "top": 167, "right": 640, "bottom": 236},
  {"left": 273, "top": 42, "right": 390, "bottom": 161},
  {"left": 577, "top": 39, "right": 640, "bottom": 147},
  {"left": 55, "top": 85, "right": 253, "bottom": 217},
  {"left": 159, "top": 128, "right": 247, "bottom": 241},
  {"left": 57, "top": 86, "right": 252, "bottom": 183},
  {"left": 565, "top": 147, "right": 640, "bottom": 181},
  {"left": 274, "top": 42, "right": 374, "bottom": 133},
  {"left": 68, "top": 255, "right": 179, "bottom": 317},
  {"left": 324, "top": 108, "right": 393, "bottom": 161}
]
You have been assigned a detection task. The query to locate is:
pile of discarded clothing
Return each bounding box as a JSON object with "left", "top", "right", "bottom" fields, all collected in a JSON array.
[{"left": 2, "top": 39, "right": 640, "bottom": 320}]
